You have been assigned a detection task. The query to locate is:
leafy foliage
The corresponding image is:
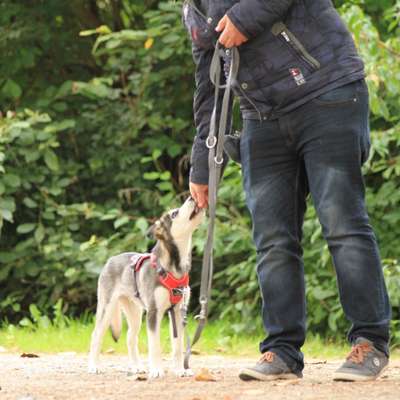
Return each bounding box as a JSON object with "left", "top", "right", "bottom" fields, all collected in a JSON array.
[{"left": 0, "top": 0, "right": 399, "bottom": 347}]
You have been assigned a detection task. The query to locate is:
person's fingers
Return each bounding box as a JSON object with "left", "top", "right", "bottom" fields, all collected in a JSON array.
[
  {"left": 215, "top": 15, "right": 227, "bottom": 32},
  {"left": 189, "top": 183, "right": 209, "bottom": 208},
  {"left": 197, "top": 191, "right": 208, "bottom": 209},
  {"left": 218, "top": 29, "right": 230, "bottom": 47}
]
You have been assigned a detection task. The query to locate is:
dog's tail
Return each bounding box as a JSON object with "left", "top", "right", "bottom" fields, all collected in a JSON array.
[{"left": 110, "top": 302, "right": 122, "bottom": 342}]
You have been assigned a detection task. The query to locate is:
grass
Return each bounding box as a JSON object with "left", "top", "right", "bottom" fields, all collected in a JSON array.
[{"left": 2, "top": 318, "right": 398, "bottom": 359}]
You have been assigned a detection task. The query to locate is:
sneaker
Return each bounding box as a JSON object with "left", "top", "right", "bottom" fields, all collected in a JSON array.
[
  {"left": 238, "top": 351, "right": 303, "bottom": 381},
  {"left": 333, "top": 337, "right": 389, "bottom": 381}
]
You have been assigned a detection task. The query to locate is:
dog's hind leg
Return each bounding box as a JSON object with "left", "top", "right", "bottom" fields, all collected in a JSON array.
[
  {"left": 88, "top": 292, "right": 119, "bottom": 374},
  {"left": 169, "top": 304, "right": 193, "bottom": 377},
  {"left": 120, "top": 297, "right": 145, "bottom": 374}
]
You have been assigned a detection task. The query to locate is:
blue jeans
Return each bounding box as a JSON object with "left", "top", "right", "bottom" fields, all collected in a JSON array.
[{"left": 240, "top": 80, "right": 391, "bottom": 373}]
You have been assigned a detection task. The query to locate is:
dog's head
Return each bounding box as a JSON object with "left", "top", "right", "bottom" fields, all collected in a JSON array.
[{"left": 148, "top": 197, "right": 205, "bottom": 242}]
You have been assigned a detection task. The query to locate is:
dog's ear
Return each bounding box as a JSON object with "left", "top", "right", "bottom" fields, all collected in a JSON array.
[{"left": 146, "top": 220, "right": 165, "bottom": 240}]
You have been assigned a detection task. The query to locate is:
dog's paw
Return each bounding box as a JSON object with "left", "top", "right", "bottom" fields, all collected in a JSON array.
[
  {"left": 148, "top": 367, "right": 165, "bottom": 379},
  {"left": 175, "top": 368, "right": 194, "bottom": 377},
  {"left": 87, "top": 364, "right": 100, "bottom": 374}
]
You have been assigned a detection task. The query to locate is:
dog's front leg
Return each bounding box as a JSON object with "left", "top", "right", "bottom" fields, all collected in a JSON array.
[
  {"left": 146, "top": 306, "right": 164, "bottom": 378},
  {"left": 169, "top": 304, "right": 193, "bottom": 377}
]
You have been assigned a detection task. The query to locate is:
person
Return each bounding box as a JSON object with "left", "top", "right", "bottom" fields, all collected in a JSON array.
[{"left": 183, "top": 0, "right": 391, "bottom": 382}]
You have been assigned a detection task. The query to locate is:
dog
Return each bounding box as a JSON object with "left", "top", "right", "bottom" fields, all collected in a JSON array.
[{"left": 88, "top": 197, "right": 204, "bottom": 378}]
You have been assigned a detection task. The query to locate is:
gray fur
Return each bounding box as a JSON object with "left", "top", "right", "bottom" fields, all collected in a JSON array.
[{"left": 88, "top": 197, "right": 204, "bottom": 378}]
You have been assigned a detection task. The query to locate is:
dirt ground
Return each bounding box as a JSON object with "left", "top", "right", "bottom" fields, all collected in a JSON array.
[{"left": 0, "top": 353, "right": 399, "bottom": 400}]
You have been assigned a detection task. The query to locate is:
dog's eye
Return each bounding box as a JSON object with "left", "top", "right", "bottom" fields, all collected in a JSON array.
[{"left": 171, "top": 210, "right": 179, "bottom": 219}]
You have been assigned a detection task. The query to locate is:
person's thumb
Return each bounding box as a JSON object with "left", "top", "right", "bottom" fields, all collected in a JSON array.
[{"left": 215, "top": 15, "right": 227, "bottom": 32}]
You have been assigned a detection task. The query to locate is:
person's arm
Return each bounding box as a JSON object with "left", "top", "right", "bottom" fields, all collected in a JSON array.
[
  {"left": 189, "top": 44, "right": 214, "bottom": 186},
  {"left": 226, "top": 0, "right": 294, "bottom": 39}
]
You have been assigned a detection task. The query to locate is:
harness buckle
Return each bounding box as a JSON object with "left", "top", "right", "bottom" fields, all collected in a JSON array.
[
  {"left": 172, "top": 287, "right": 184, "bottom": 297},
  {"left": 206, "top": 136, "right": 217, "bottom": 149}
]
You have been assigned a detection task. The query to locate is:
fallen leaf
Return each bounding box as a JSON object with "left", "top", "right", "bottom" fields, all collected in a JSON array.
[
  {"left": 194, "top": 368, "right": 217, "bottom": 382},
  {"left": 191, "top": 349, "right": 201, "bottom": 355},
  {"left": 20, "top": 353, "right": 39, "bottom": 358}
]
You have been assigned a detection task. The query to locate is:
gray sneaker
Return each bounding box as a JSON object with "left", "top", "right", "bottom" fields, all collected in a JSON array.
[
  {"left": 238, "top": 351, "right": 303, "bottom": 381},
  {"left": 333, "top": 337, "right": 389, "bottom": 381}
]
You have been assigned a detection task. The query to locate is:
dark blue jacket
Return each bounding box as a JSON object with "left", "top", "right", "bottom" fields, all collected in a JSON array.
[{"left": 183, "top": 0, "right": 365, "bottom": 184}]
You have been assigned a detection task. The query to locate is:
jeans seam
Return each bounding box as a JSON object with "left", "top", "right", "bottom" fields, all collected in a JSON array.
[{"left": 294, "top": 160, "right": 301, "bottom": 239}]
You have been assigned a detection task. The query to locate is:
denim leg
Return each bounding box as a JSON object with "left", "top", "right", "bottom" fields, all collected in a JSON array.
[
  {"left": 297, "top": 83, "right": 391, "bottom": 355},
  {"left": 241, "top": 118, "right": 308, "bottom": 372}
]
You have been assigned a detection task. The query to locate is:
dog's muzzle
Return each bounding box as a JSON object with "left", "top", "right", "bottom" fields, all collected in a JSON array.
[{"left": 189, "top": 202, "right": 201, "bottom": 220}]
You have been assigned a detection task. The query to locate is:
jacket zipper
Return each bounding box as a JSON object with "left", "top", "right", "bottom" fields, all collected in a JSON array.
[{"left": 271, "top": 22, "right": 320, "bottom": 71}]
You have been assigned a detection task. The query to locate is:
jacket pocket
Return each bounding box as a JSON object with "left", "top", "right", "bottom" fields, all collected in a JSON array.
[
  {"left": 271, "top": 22, "right": 320, "bottom": 72},
  {"left": 182, "top": 0, "right": 216, "bottom": 49}
]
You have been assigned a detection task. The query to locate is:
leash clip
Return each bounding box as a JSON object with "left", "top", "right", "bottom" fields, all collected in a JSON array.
[{"left": 195, "top": 296, "right": 207, "bottom": 320}]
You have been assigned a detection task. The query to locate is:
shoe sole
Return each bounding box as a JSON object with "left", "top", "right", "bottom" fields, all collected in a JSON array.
[
  {"left": 333, "top": 365, "right": 388, "bottom": 382},
  {"left": 239, "top": 368, "right": 301, "bottom": 382}
]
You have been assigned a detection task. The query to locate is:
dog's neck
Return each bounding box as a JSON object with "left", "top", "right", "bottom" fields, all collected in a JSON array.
[{"left": 153, "top": 235, "right": 192, "bottom": 276}]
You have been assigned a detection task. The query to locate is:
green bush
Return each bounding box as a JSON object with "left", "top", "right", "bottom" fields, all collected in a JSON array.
[{"left": 0, "top": 0, "right": 399, "bottom": 347}]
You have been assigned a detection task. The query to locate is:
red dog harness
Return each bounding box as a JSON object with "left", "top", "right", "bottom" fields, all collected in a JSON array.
[{"left": 131, "top": 253, "right": 189, "bottom": 305}]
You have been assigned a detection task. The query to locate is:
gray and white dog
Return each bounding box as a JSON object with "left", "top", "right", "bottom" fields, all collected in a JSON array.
[{"left": 88, "top": 197, "right": 204, "bottom": 378}]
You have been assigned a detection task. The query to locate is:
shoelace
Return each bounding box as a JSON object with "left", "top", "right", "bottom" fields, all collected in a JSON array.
[
  {"left": 346, "top": 343, "right": 372, "bottom": 364},
  {"left": 258, "top": 351, "right": 275, "bottom": 364}
]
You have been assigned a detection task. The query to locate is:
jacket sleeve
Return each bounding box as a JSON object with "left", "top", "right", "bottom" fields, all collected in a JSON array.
[
  {"left": 227, "top": 0, "right": 294, "bottom": 39},
  {"left": 190, "top": 44, "right": 233, "bottom": 185}
]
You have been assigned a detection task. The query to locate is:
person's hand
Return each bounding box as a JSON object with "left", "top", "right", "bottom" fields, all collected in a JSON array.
[
  {"left": 215, "top": 15, "right": 248, "bottom": 48},
  {"left": 189, "top": 182, "right": 209, "bottom": 209}
]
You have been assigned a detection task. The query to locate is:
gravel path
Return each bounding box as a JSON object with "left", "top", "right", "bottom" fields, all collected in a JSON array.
[{"left": 1, "top": 353, "right": 399, "bottom": 400}]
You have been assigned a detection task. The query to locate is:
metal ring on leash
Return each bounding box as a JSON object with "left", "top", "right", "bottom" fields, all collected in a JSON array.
[
  {"left": 206, "top": 136, "right": 217, "bottom": 149},
  {"left": 214, "top": 155, "right": 224, "bottom": 165}
]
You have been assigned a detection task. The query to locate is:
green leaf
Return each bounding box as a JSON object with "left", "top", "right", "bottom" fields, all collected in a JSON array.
[
  {"left": 1, "top": 209, "right": 13, "bottom": 222},
  {"left": 114, "top": 216, "right": 130, "bottom": 229},
  {"left": 17, "top": 223, "right": 36, "bottom": 234},
  {"left": 65, "top": 268, "right": 76, "bottom": 278},
  {"left": 2, "top": 79, "right": 22, "bottom": 99},
  {"left": 135, "top": 217, "right": 148, "bottom": 235},
  {"left": 43, "top": 149, "right": 59, "bottom": 171},
  {"left": 3, "top": 173, "right": 21, "bottom": 188},
  {"left": 34, "top": 224, "right": 45, "bottom": 243},
  {"left": 143, "top": 172, "right": 160, "bottom": 180},
  {"left": 23, "top": 197, "right": 38, "bottom": 208}
]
